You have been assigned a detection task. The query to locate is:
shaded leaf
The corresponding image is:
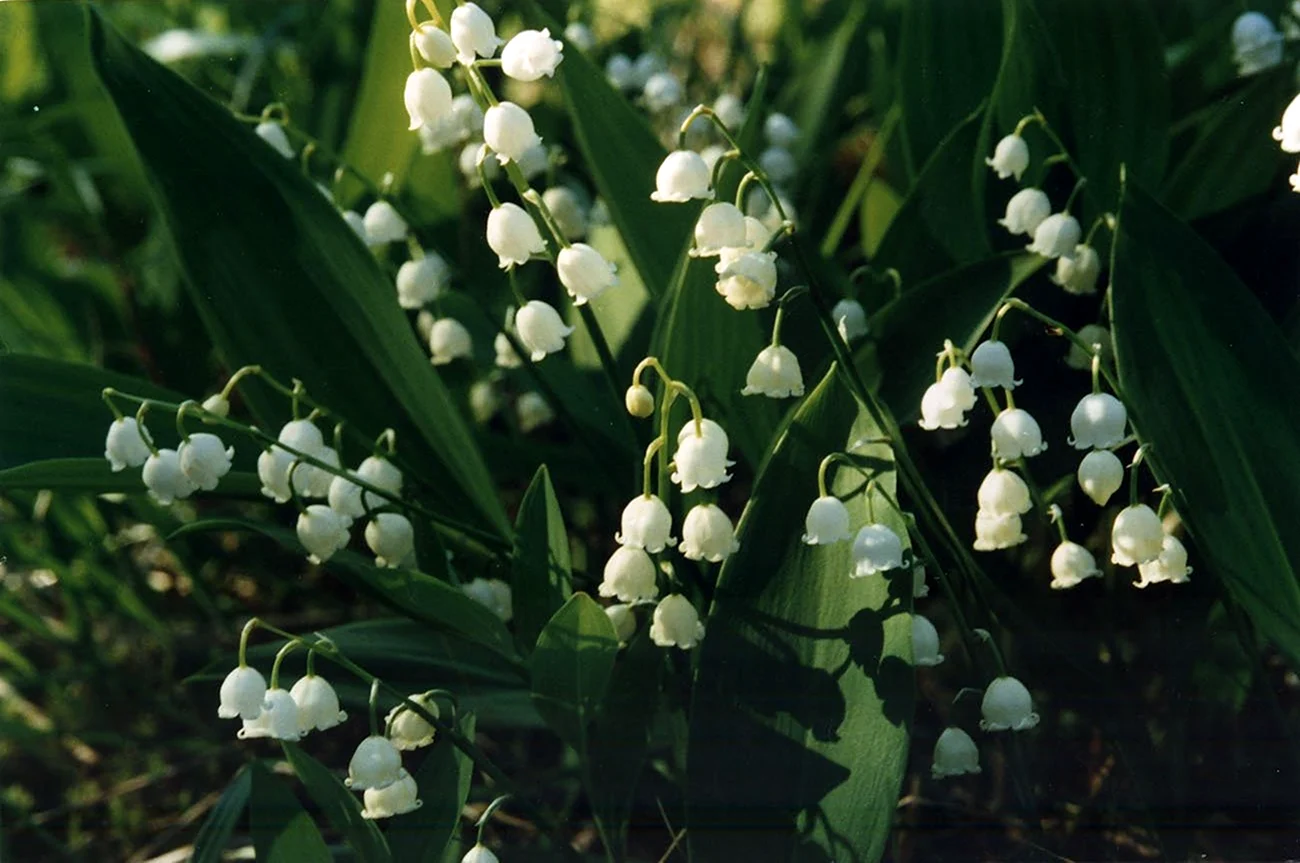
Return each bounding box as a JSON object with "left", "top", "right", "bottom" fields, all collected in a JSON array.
[
  {"left": 529, "top": 593, "right": 619, "bottom": 750},
  {"left": 191, "top": 766, "right": 251, "bottom": 863},
  {"left": 282, "top": 743, "right": 391, "bottom": 863},
  {"left": 0, "top": 458, "right": 261, "bottom": 496},
  {"left": 248, "top": 760, "right": 331, "bottom": 863},
  {"left": 511, "top": 465, "right": 573, "bottom": 653}
]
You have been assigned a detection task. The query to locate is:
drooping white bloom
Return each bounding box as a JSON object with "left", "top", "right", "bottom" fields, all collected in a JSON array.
[
  {"left": 986, "top": 133, "right": 1029, "bottom": 181},
  {"left": 599, "top": 546, "right": 660, "bottom": 602},
  {"left": 501, "top": 28, "right": 564, "bottom": 81},
  {"left": 365, "top": 513, "right": 415, "bottom": 568},
  {"left": 1275, "top": 92, "right": 1300, "bottom": 152},
  {"left": 237, "top": 688, "right": 301, "bottom": 741},
  {"left": 1077, "top": 449, "right": 1124, "bottom": 506},
  {"left": 255, "top": 121, "right": 294, "bottom": 159},
  {"left": 1069, "top": 393, "right": 1127, "bottom": 450},
  {"left": 1233, "top": 12, "right": 1283, "bottom": 77},
  {"left": 296, "top": 504, "right": 351, "bottom": 564},
  {"left": 342, "top": 210, "right": 368, "bottom": 241},
  {"left": 693, "top": 202, "right": 747, "bottom": 256},
  {"left": 851, "top": 523, "right": 905, "bottom": 577},
  {"left": 713, "top": 93, "right": 746, "bottom": 130},
  {"left": 396, "top": 255, "right": 450, "bottom": 309},
  {"left": 487, "top": 202, "right": 547, "bottom": 269},
  {"left": 969, "top": 340, "right": 1020, "bottom": 390},
  {"left": 557, "top": 243, "right": 617, "bottom": 305},
  {"left": 624, "top": 384, "right": 655, "bottom": 418},
  {"left": 429, "top": 318, "right": 474, "bottom": 365},
  {"left": 642, "top": 71, "right": 683, "bottom": 111},
  {"left": 202, "top": 393, "right": 230, "bottom": 417},
  {"left": 361, "top": 771, "right": 422, "bottom": 820},
  {"left": 1134, "top": 534, "right": 1193, "bottom": 588},
  {"left": 802, "top": 496, "right": 852, "bottom": 545},
  {"left": 291, "top": 444, "right": 340, "bottom": 500},
  {"left": 605, "top": 604, "right": 637, "bottom": 643},
  {"left": 462, "top": 577, "right": 513, "bottom": 621},
  {"left": 650, "top": 594, "right": 705, "bottom": 649},
  {"left": 450, "top": 2, "right": 502, "bottom": 64},
  {"left": 714, "top": 248, "right": 778, "bottom": 310},
  {"left": 218, "top": 666, "right": 268, "bottom": 720},
  {"left": 680, "top": 503, "right": 739, "bottom": 562},
  {"left": 743, "top": 215, "right": 771, "bottom": 251},
  {"left": 462, "top": 844, "right": 501, "bottom": 863},
  {"left": 542, "top": 186, "right": 588, "bottom": 240},
  {"left": 651, "top": 150, "right": 711, "bottom": 202},
  {"left": 605, "top": 53, "right": 635, "bottom": 90},
  {"left": 363, "top": 200, "right": 408, "bottom": 245},
  {"left": 764, "top": 112, "right": 799, "bottom": 148},
  {"left": 832, "top": 298, "right": 868, "bottom": 341},
  {"left": 997, "top": 188, "right": 1051, "bottom": 236},
  {"left": 483, "top": 102, "right": 542, "bottom": 165},
  {"left": 564, "top": 22, "right": 594, "bottom": 52},
  {"left": 912, "top": 615, "right": 945, "bottom": 667},
  {"left": 918, "top": 367, "right": 978, "bottom": 431},
  {"left": 671, "top": 418, "right": 734, "bottom": 492},
  {"left": 515, "top": 301, "right": 573, "bottom": 361},
  {"left": 742, "top": 345, "right": 804, "bottom": 398},
  {"left": 973, "top": 510, "right": 1026, "bottom": 551},
  {"left": 105, "top": 417, "right": 151, "bottom": 472},
  {"left": 616, "top": 494, "right": 676, "bottom": 553},
  {"left": 758, "top": 147, "right": 797, "bottom": 186},
  {"left": 494, "top": 332, "right": 523, "bottom": 369},
  {"left": 517, "top": 391, "right": 555, "bottom": 433},
  {"left": 1049, "top": 541, "right": 1102, "bottom": 590},
  {"left": 413, "top": 23, "right": 456, "bottom": 68},
  {"left": 1110, "top": 504, "right": 1164, "bottom": 567},
  {"left": 932, "top": 727, "right": 981, "bottom": 778},
  {"left": 289, "top": 674, "right": 347, "bottom": 734},
  {"left": 1067, "top": 324, "right": 1111, "bottom": 370},
  {"left": 404, "top": 68, "right": 453, "bottom": 131},
  {"left": 178, "top": 433, "right": 234, "bottom": 491},
  {"left": 470, "top": 379, "right": 501, "bottom": 423},
  {"left": 980, "top": 676, "right": 1039, "bottom": 731},
  {"left": 459, "top": 142, "right": 495, "bottom": 185},
  {"left": 990, "top": 407, "right": 1047, "bottom": 459},
  {"left": 977, "top": 468, "right": 1032, "bottom": 516},
  {"left": 1027, "top": 213, "right": 1082, "bottom": 259},
  {"left": 258, "top": 447, "right": 294, "bottom": 503},
  {"left": 1052, "top": 245, "right": 1102, "bottom": 295},
  {"left": 346, "top": 735, "right": 404, "bottom": 791},
  {"left": 340, "top": 455, "right": 404, "bottom": 512},
  {"left": 142, "top": 448, "right": 198, "bottom": 505},
  {"left": 386, "top": 692, "right": 440, "bottom": 750}
]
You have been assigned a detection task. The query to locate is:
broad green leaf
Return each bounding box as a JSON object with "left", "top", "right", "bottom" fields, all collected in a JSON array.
[
  {"left": 387, "top": 712, "right": 476, "bottom": 863},
  {"left": 1110, "top": 180, "right": 1300, "bottom": 666},
  {"left": 87, "top": 10, "right": 509, "bottom": 539},
  {"left": 0, "top": 459, "right": 261, "bottom": 496},
  {"left": 282, "top": 743, "right": 391, "bottom": 863},
  {"left": 191, "top": 766, "right": 251, "bottom": 863},
  {"left": 529, "top": 593, "right": 619, "bottom": 750},
  {"left": 859, "top": 180, "right": 904, "bottom": 260},
  {"left": 248, "top": 760, "right": 331, "bottom": 863},
  {"left": 789, "top": 2, "right": 868, "bottom": 170},
  {"left": 511, "top": 466, "right": 573, "bottom": 652},
  {"left": 687, "top": 367, "right": 912, "bottom": 863}
]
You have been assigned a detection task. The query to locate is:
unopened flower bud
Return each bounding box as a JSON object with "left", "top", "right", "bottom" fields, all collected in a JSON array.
[
  {"left": 201, "top": 393, "right": 230, "bottom": 417},
  {"left": 642, "top": 72, "right": 683, "bottom": 111},
  {"left": 651, "top": 150, "right": 711, "bottom": 202},
  {"left": 255, "top": 121, "right": 294, "bottom": 159},
  {"left": 625, "top": 384, "right": 655, "bottom": 418},
  {"left": 413, "top": 23, "right": 456, "bottom": 67},
  {"left": 764, "top": 112, "right": 799, "bottom": 148},
  {"left": 1077, "top": 449, "right": 1124, "bottom": 505}
]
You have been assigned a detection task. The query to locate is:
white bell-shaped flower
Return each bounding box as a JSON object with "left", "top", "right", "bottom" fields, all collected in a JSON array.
[
  {"left": 932, "top": 727, "right": 981, "bottom": 778},
  {"left": 714, "top": 248, "right": 778, "bottom": 310},
  {"left": 517, "top": 391, "right": 555, "bottom": 433},
  {"left": 680, "top": 503, "right": 739, "bottom": 562},
  {"left": 484, "top": 102, "right": 541, "bottom": 165},
  {"left": 912, "top": 615, "right": 945, "bottom": 667},
  {"left": 643, "top": 71, "right": 683, "bottom": 111},
  {"left": 469, "top": 379, "right": 501, "bottom": 423},
  {"left": 998, "top": 188, "right": 1051, "bottom": 236},
  {"left": 851, "top": 523, "right": 905, "bottom": 577},
  {"left": 542, "top": 187, "right": 588, "bottom": 240},
  {"left": 255, "top": 121, "right": 294, "bottom": 159},
  {"left": 450, "top": 2, "right": 502, "bottom": 64},
  {"left": 218, "top": 666, "right": 268, "bottom": 720},
  {"left": 501, "top": 28, "right": 563, "bottom": 81},
  {"left": 802, "top": 496, "right": 852, "bottom": 545},
  {"left": 758, "top": 147, "right": 797, "bottom": 186},
  {"left": 671, "top": 418, "right": 734, "bottom": 492},
  {"left": 413, "top": 23, "right": 456, "bottom": 68},
  {"left": 605, "top": 53, "right": 635, "bottom": 89},
  {"left": 743, "top": 215, "right": 771, "bottom": 251},
  {"left": 237, "top": 688, "right": 301, "bottom": 741},
  {"left": 462, "top": 844, "right": 501, "bottom": 863},
  {"left": 105, "top": 417, "right": 151, "bottom": 472},
  {"left": 990, "top": 407, "right": 1047, "bottom": 459},
  {"left": 599, "top": 546, "right": 660, "bottom": 602},
  {"left": 1067, "top": 324, "right": 1111, "bottom": 370},
  {"left": 764, "top": 112, "right": 799, "bottom": 148},
  {"left": 365, "top": 513, "right": 415, "bottom": 568},
  {"left": 973, "top": 510, "right": 1026, "bottom": 551},
  {"left": 1049, "top": 541, "right": 1101, "bottom": 590},
  {"left": 289, "top": 674, "right": 347, "bottom": 734},
  {"left": 201, "top": 393, "right": 230, "bottom": 417},
  {"left": 1077, "top": 449, "right": 1124, "bottom": 506},
  {"left": 290, "top": 445, "right": 339, "bottom": 500},
  {"left": 429, "top": 318, "right": 474, "bottom": 365},
  {"left": 364, "top": 200, "right": 408, "bottom": 245},
  {"left": 1110, "top": 504, "right": 1164, "bottom": 567},
  {"left": 1234, "top": 12, "right": 1284, "bottom": 77},
  {"left": 143, "top": 448, "right": 198, "bottom": 505},
  {"left": 977, "top": 468, "right": 1032, "bottom": 516},
  {"left": 346, "top": 735, "right": 404, "bottom": 791},
  {"left": 651, "top": 150, "right": 711, "bottom": 202},
  {"left": 459, "top": 142, "right": 495, "bottom": 185},
  {"left": 969, "top": 340, "right": 1020, "bottom": 390},
  {"left": 487, "top": 202, "right": 547, "bottom": 269},
  {"left": 693, "top": 202, "right": 747, "bottom": 256},
  {"left": 462, "top": 577, "right": 513, "bottom": 621},
  {"left": 564, "top": 22, "right": 594, "bottom": 52},
  {"left": 178, "top": 433, "right": 234, "bottom": 491},
  {"left": 980, "top": 676, "right": 1039, "bottom": 731},
  {"left": 1275, "top": 92, "right": 1300, "bottom": 152},
  {"left": 329, "top": 455, "right": 404, "bottom": 515},
  {"left": 396, "top": 255, "right": 450, "bottom": 309},
  {"left": 605, "top": 603, "right": 637, "bottom": 643},
  {"left": 1027, "top": 212, "right": 1082, "bottom": 259},
  {"left": 713, "top": 93, "right": 746, "bottom": 129},
  {"left": 297, "top": 504, "right": 351, "bottom": 564},
  {"left": 833, "top": 298, "right": 868, "bottom": 341},
  {"left": 1069, "top": 393, "right": 1127, "bottom": 450},
  {"left": 1052, "top": 245, "right": 1102, "bottom": 295},
  {"left": 616, "top": 494, "right": 676, "bottom": 553},
  {"left": 986, "top": 133, "right": 1029, "bottom": 181},
  {"left": 742, "top": 345, "right": 804, "bottom": 398},
  {"left": 918, "top": 367, "right": 977, "bottom": 430},
  {"left": 258, "top": 447, "right": 294, "bottom": 503},
  {"left": 625, "top": 384, "right": 654, "bottom": 418},
  {"left": 650, "top": 594, "right": 705, "bottom": 649},
  {"left": 557, "top": 243, "right": 617, "bottom": 305},
  {"left": 404, "top": 68, "right": 453, "bottom": 132},
  {"left": 361, "top": 771, "right": 422, "bottom": 820},
  {"left": 1135, "top": 534, "right": 1192, "bottom": 588},
  {"left": 515, "top": 301, "right": 573, "bottom": 361},
  {"left": 386, "top": 692, "right": 440, "bottom": 750}
]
